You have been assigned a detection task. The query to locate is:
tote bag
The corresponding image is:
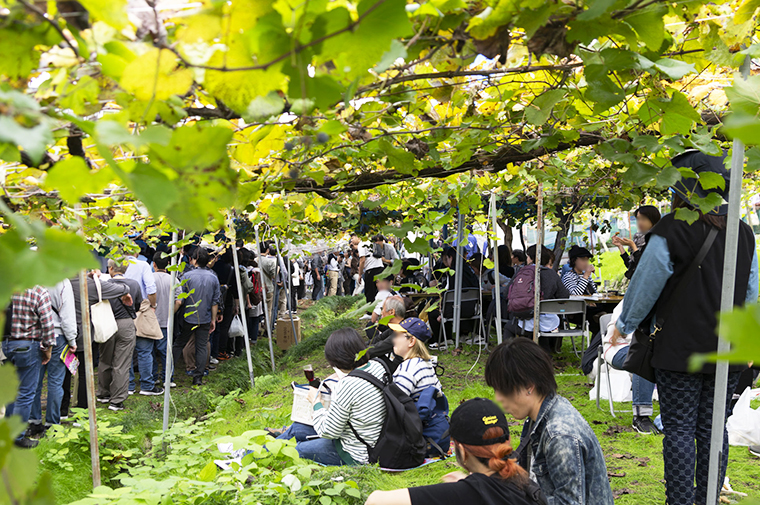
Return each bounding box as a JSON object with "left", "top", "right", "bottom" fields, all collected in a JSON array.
[
  {"left": 135, "top": 299, "right": 163, "bottom": 339},
  {"left": 91, "top": 276, "right": 119, "bottom": 343}
]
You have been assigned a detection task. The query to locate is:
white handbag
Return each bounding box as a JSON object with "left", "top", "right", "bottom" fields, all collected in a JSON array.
[
  {"left": 91, "top": 275, "right": 119, "bottom": 343},
  {"left": 229, "top": 315, "right": 245, "bottom": 338}
]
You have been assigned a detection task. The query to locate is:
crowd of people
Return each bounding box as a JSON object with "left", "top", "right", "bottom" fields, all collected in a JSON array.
[{"left": 3, "top": 152, "right": 759, "bottom": 504}]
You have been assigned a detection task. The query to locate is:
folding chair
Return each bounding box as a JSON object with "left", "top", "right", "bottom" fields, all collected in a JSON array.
[
  {"left": 594, "top": 313, "right": 632, "bottom": 418},
  {"left": 436, "top": 288, "right": 484, "bottom": 350},
  {"left": 537, "top": 299, "right": 587, "bottom": 357}
]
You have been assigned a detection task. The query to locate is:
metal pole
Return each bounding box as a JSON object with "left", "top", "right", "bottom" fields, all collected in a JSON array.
[
  {"left": 533, "top": 183, "right": 544, "bottom": 343},
  {"left": 274, "top": 237, "right": 298, "bottom": 344},
  {"left": 254, "top": 224, "right": 276, "bottom": 372},
  {"left": 453, "top": 211, "right": 465, "bottom": 348},
  {"left": 491, "top": 194, "right": 503, "bottom": 344},
  {"left": 706, "top": 56, "right": 750, "bottom": 505},
  {"left": 162, "top": 232, "right": 179, "bottom": 436},
  {"left": 77, "top": 271, "right": 101, "bottom": 488},
  {"left": 229, "top": 223, "right": 256, "bottom": 389}
]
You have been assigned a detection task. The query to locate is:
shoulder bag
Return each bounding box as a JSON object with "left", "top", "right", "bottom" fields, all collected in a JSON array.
[
  {"left": 623, "top": 226, "right": 718, "bottom": 382},
  {"left": 135, "top": 298, "right": 163, "bottom": 339},
  {"left": 91, "top": 275, "right": 119, "bottom": 343}
]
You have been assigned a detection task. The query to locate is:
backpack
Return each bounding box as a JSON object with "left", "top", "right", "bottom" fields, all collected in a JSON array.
[
  {"left": 416, "top": 386, "right": 451, "bottom": 458},
  {"left": 348, "top": 359, "right": 427, "bottom": 469},
  {"left": 508, "top": 265, "right": 541, "bottom": 318},
  {"left": 250, "top": 270, "right": 262, "bottom": 306}
]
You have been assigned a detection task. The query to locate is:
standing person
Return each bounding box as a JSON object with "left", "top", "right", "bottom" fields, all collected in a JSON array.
[
  {"left": 259, "top": 242, "right": 278, "bottom": 322},
  {"left": 291, "top": 257, "right": 302, "bottom": 308},
  {"left": 326, "top": 251, "right": 341, "bottom": 296},
  {"left": 151, "top": 254, "right": 182, "bottom": 387},
  {"left": 611, "top": 152, "right": 758, "bottom": 505},
  {"left": 124, "top": 249, "right": 157, "bottom": 392},
  {"left": 99, "top": 261, "right": 143, "bottom": 411},
  {"left": 67, "top": 275, "right": 131, "bottom": 413},
  {"left": 485, "top": 339, "right": 614, "bottom": 505},
  {"left": 276, "top": 253, "right": 290, "bottom": 319},
  {"left": 361, "top": 235, "right": 398, "bottom": 304},
  {"left": 246, "top": 258, "right": 265, "bottom": 349},
  {"left": 612, "top": 205, "right": 661, "bottom": 280},
  {"left": 311, "top": 251, "right": 325, "bottom": 301},
  {"left": 365, "top": 398, "right": 546, "bottom": 505},
  {"left": 30, "top": 279, "right": 77, "bottom": 432},
  {"left": 296, "top": 258, "right": 306, "bottom": 300},
  {"left": 3, "top": 286, "right": 56, "bottom": 448},
  {"left": 174, "top": 248, "right": 222, "bottom": 387}
]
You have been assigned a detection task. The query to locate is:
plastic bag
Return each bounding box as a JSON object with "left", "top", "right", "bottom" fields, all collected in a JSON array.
[
  {"left": 229, "top": 315, "right": 245, "bottom": 338},
  {"left": 727, "top": 387, "right": 760, "bottom": 446}
]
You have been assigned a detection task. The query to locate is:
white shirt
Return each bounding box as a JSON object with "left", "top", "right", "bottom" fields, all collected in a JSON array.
[
  {"left": 291, "top": 261, "right": 301, "bottom": 286},
  {"left": 602, "top": 302, "right": 632, "bottom": 363},
  {"left": 373, "top": 289, "right": 396, "bottom": 316}
]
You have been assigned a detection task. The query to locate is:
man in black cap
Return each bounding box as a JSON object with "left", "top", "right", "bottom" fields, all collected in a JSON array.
[{"left": 365, "top": 398, "right": 546, "bottom": 505}]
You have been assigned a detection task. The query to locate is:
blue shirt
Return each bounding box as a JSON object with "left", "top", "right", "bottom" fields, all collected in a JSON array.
[
  {"left": 181, "top": 267, "right": 222, "bottom": 325},
  {"left": 616, "top": 235, "right": 759, "bottom": 334},
  {"left": 124, "top": 256, "right": 157, "bottom": 298}
]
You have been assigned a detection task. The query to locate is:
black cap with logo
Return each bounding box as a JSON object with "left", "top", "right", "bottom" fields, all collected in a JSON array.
[{"left": 448, "top": 398, "right": 511, "bottom": 446}]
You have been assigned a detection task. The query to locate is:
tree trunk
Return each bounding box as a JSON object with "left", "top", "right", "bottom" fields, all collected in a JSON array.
[
  {"left": 497, "top": 217, "right": 513, "bottom": 252},
  {"left": 552, "top": 210, "right": 574, "bottom": 272}
]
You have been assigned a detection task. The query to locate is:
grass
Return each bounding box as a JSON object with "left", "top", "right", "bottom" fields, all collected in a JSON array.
[{"left": 34, "top": 296, "right": 760, "bottom": 504}]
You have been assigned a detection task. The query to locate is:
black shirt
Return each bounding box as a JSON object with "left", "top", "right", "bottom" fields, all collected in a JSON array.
[
  {"left": 409, "top": 473, "right": 546, "bottom": 505},
  {"left": 109, "top": 277, "right": 143, "bottom": 320}
]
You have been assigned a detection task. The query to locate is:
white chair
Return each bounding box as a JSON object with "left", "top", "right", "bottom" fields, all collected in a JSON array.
[
  {"left": 538, "top": 299, "right": 587, "bottom": 357},
  {"left": 595, "top": 313, "right": 633, "bottom": 418}
]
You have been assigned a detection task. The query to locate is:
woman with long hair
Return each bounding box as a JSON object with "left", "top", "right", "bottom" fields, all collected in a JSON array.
[{"left": 365, "top": 398, "right": 545, "bottom": 505}]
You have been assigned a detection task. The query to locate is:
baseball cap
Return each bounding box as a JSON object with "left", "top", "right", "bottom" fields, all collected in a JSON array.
[
  {"left": 670, "top": 150, "right": 729, "bottom": 216},
  {"left": 569, "top": 245, "right": 592, "bottom": 261},
  {"left": 448, "top": 398, "right": 510, "bottom": 446},
  {"left": 388, "top": 317, "right": 433, "bottom": 343}
]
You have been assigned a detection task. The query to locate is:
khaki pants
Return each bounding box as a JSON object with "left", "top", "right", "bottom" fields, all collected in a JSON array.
[
  {"left": 327, "top": 271, "right": 340, "bottom": 296},
  {"left": 98, "top": 318, "right": 136, "bottom": 404},
  {"left": 265, "top": 290, "right": 274, "bottom": 322},
  {"left": 278, "top": 287, "right": 289, "bottom": 318}
]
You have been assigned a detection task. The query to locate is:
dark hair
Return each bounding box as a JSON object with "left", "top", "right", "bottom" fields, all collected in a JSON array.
[
  {"left": 497, "top": 245, "right": 511, "bottom": 276},
  {"left": 192, "top": 247, "right": 210, "bottom": 268},
  {"left": 526, "top": 245, "right": 552, "bottom": 266},
  {"left": 511, "top": 249, "right": 526, "bottom": 263},
  {"left": 635, "top": 205, "right": 661, "bottom": 227},
  {"left": 324, "top": 328, "right": 368, "bottom": 371},
  {"left": 485, "top": 339, "right": 557, "bottom": 398},
  {"left": 672, "top": 195, "right": 726, "bottom": 230},
  {"left": 443, "top": 246, "right": 457, "bottom": 259},
  {"left": 153, "top": 253, "right": 170, "bottom": 270},
  {"left": 371, "top": 234, "right": 385, "bottom": 243}
]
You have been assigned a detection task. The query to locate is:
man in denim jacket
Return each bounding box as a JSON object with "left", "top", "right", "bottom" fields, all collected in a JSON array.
[{"left": 485, "top": 339, "right": 614, "bottom": 505}]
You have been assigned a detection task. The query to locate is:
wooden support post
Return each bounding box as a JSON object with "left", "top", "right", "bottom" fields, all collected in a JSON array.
[
  {"left": 77, "top": 271, "right": 101, "bottom": 488},
  {"left": 532, "top": 183, "right": 544, "bottom": 343}
]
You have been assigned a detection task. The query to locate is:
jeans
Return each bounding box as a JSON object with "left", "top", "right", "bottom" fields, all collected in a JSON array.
[
  {"left": 152, "top": 327, "right": 172, "bottom": 383},
  {"left": 129, "top": 336, "right": 156, "bottom": 391},
  {"left": 610, "top": 346, "right": 656, "bottom": 417},
  {"left": 655, "top": 368, "right": 742, "bottom": 505},
  {"left": 3, "top": 339, "right": 44, "bottom": 433},
  {"left": 31, "top": 334, "right": 68, "bottom": 425},
  {"left": 276, "top": 422, "right": 345, "bottom": 466}
]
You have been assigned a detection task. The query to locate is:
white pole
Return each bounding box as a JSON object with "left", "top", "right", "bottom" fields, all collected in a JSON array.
[
  {"left": 533, "top": 183, "right": 544, "bottom": 343},
  {"left": 274, "top": 236, "right": 298, "bottom": 344},
  {"left": 229, "top": 224, "right": 256, "bottom": 389},
  {"left": 491, "top": 194, "right": 503, "bottom": 344},
  {"left": 254, "top": 224, "right": 276, "bottom": 372},
  {"left": 453, "top": 211, "right": 465, "bottom": 348},
  {"left": 162, "top": 232, "right": 179, "bottom": 435},
  {"left": 706, "top": 56, "right": 750, "bottom": 505}
]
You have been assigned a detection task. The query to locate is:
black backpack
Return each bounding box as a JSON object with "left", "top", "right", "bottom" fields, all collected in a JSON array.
[{"left": 347, "top": 359, "right": 427, "bottom": 469}]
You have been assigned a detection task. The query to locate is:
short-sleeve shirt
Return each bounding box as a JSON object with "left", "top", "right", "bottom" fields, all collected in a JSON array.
[
  {"left": 182, "top": 267, "right": 221, "bottom": 325},
  {"left": 408, "top": 473, "right": 545, "bottom": 505},
  {"left": 153, "top": 271, "right": 182, "bottom": 328}
]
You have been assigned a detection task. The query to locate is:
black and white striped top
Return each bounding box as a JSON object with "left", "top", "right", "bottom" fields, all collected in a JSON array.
[
  {"left": 393, "top": 358, "right": 442, "bottom": 401},
  {"left": 561, "top": 270, "right": 597, "bottom": 296},
  {"left": 312, "top": 360, "right": 387, "bottom": 464}
]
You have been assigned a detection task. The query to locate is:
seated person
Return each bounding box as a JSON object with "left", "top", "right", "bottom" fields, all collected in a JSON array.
[
  {"left": 561, "top": 245, "right": 604, "bottom": 335},
  {"left": 365, "top": 398, "right": 546, "bottom": 505},
  {"left": 429, "top": 246, "right": 479, "bottom": 340},
  {"left": 371, "top": 275, "right": 398, "bottom": 325},
  {"left": 485, "top": 339, "right": 614, "bottom": 505},
  {"left": 276, "top": 328, "right": 387, "bottom": 466},
  {"left": 511, "top": 249, "right": 526, "bottom": 273},
  {"left": 397, "top": 259, "right": 428, "bottom": 293},
  {"left": 368, "top": 295, "right": 406, "bottom": 344},
  {"left": 504, "top": 245, "right": 569, "bottom": 354},
  {"left": 601, "top": 302, "right": 659, "bottom": 434},
  {"left": 389, "top": 317, "right": 450, "bottom": 456}
]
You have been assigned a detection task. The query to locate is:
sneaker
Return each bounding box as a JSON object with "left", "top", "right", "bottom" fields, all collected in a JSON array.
[
  {"left": 208, "top": 364, "right": 217, "bottom": 370},
  {"left": 186, "top": 370, "right": 194, "bottom": 376},
  {"left": 749, "top": 445, "right": 760, "bottom": 458},
  {"left": 170, "top": 382, "right": 177, "bottom": 388},
  {"left": 209, "top": 357, "right": 219, "bottom": 365},
  {"left": 139, "top": 385, "right": 165, "bottom": 396},
  {"left": 632, "top": 416, "right": 661, "bottom": 435},
  {"left": 108, "top": 402, "right": 124, "bottom": 411},
  {"left": 27, "top": 423, "right": 47, "bottom": 437},
  {"left": 96, "top": 395, "right": 111, "bottom": 404},
  {"left": 14, "top": 437, "right": 39, "bottom": 449},
  {"left": 60, "top": 415, "right": 69, "bottom": 421},
  {"left": 192, "top": 376, "right": 203, "bottom": 387},
  {"left": 128, "top": 390, "right": 135, "bottom": 396}
]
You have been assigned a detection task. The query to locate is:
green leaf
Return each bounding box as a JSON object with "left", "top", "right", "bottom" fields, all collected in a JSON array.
[
  {"left": 622, "top": 162, "right": 659, "bottom": 185},
  {"left": 121, "top": 49, "right": 194, "bottom": 102},
  {"left": 198, "top": 461, "right": 217, "bottom": 482},
  {"left": 379, "top": 139, "right": 416, "bottom": 174},
  {"left": 0, "top": 367, "right": 19, "bottom": 406},
  {"left": 577, "top": 0, "right": 618, "bottom": 22},
  {"left": 735, "top": 0, "right": 760, "bottom": 24},
  {"left": 374, "top": 40, "right": 408, "bottom": 73},
  {"left": 652, "top": 58, "right": 696, "bottom": 80},
  {"left": 0, "top": 89, "right": 53, "bottom": 165},
  {"left": 78, "top": 0, "right": 128, "bottom": 29},
  {"left": 675, "top": 207, "right": 700, "bottom": 224},
  {"left": 373, "top": 259, "right": 403, "bottom": 281},
  {"left": 624, "top": 5, "right": 667, "bottom": 50},
  {"left": 722, "top": 115, "right": 760, "bottom": 146},
  {"left": 525, "top": 89, "right": 565, "bottom": 126},
  {"left": 584, "top": 65, "right": 625, "bottom": 112},
  {"left": 44, "top": 157, "right": 114, "bottom": 203},
  {"left": 698, "top": 171, "right": 726, "bottom": 191},
  {"left": 246, "top": 92, "right": 286, "bottom": 121}
]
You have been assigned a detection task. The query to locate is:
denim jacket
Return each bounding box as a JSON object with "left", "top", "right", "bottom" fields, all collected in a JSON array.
[{"left": 519, "top": 394, "right": 614, "bottom": 505}]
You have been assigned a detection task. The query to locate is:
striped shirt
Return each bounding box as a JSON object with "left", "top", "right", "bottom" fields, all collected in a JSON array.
[
  {"left": 393, "top": 358, "right": 442, "bottom": 401},
  {"left": 561, "top": 270, "right": 597, "bottom": 296},
  {"left": 312, "top": 360, "right": 387, "bottom": 464}
]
